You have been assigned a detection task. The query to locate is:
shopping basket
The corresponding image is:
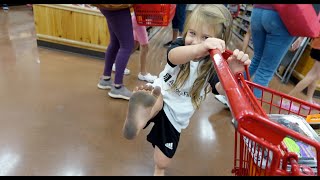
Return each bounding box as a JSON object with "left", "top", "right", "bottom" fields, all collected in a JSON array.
[
  {"left": 133, "top": 4, "right": 176, "bottom": 26},
  {"left": 210, "top": 49, "right": 320, "bottom": 176}
]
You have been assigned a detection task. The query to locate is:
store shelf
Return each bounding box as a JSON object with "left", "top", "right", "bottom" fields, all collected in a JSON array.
[
  {"left": 232, "top": 4, "right": 253, "bottom": 50},
  {"left": 232, "top": 30, "right": 243, "bottom": 40},
  {"left": 232, "top": 29, "right": 253, "bottom": 49},
  {"left": 233, "top": 21, "right": 248, "bottom": 32},
  {"left": 238, "top": 15, "right": 250, "bottom": 22},
  {"left": 246, "top": 6, "right": 253, "bottom": 12}
]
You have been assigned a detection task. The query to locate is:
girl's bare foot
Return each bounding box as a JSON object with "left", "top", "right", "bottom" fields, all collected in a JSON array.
[{"left": 123, "top": 85, "right": 161, "bottom": 140}]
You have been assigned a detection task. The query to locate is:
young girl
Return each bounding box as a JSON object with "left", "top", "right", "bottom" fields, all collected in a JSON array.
[{"left": 122, "top": 5, "right": 251, "bottom": 176}]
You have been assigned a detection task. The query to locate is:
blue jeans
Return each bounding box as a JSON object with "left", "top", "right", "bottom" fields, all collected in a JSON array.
[{"left": 249, "top": 8, "right": 294, "bottom": 98}]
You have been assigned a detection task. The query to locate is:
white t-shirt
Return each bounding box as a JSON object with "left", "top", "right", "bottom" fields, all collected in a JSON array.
[
  {"left": 150, "top": 38, "right": 208, "bottom": 132},
  {"left": 152, "top": 62, "right": 206, "bottom": 133}
]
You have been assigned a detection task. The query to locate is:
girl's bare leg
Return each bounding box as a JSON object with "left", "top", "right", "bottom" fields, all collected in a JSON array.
[{"left": 153, "top": 146, "right": 171, "bottom": 176}]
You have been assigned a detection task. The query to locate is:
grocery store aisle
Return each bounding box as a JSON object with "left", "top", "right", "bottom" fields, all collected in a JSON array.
[{"left": 0, "top": 6, "right": 302, "bottom": 176}]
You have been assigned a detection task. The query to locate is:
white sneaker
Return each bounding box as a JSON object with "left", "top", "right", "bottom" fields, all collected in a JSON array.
[
  {"left": 112, "top": 64, "right": 130, "bottom": 75},
  {"left": 3, "top": 5, "right": 9, "bottom": 11},
  {"left": 138, "top": 73, "right": 157, "bottom": 83},
  {"left": 215, "top": 95, "right": 230, "bottom": 108}
]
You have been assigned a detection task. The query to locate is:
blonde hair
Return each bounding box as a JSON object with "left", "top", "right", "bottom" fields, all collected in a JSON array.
[{"left": 171, "top": 4, "right": 233, "bottom": 109}]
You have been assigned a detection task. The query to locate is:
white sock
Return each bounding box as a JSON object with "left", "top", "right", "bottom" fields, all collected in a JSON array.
[{"left": 102, "top": 76, "right": 110, "bottom": 80}]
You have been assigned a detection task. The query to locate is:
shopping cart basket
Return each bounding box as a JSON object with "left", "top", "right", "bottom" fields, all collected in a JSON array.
[
  {"left": 210, "top": 49, "right": 320, "bottom": 176},
  {"left": 133, "top": 4, "right": 176, "bottom": 26}
]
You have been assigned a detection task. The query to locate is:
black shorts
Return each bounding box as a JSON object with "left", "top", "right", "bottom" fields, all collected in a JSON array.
[
  {"left": 145, "top": 107, "right": 180, "bottom": 158},
  {"left": 310, "top": 48, "right": 320, "bottom": 61},
  {"left": 209, "top": 74, "right": 220, "bottom": 95}
]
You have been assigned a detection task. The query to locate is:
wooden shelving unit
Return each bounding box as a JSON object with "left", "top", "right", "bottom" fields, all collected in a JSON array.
[{"left": 33, "top": 4, "right": 159, "bottom": 58}]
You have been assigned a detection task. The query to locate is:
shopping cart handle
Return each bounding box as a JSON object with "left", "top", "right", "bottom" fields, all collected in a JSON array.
[
  {"left": 210, "top": 49, "right": 251, "bottom": 81},
  {"left": 209, "top": 49, "right": 239, "bottom": 92},
  {"left": 209, "top": 49, "right": 254, "bottom": 119}
]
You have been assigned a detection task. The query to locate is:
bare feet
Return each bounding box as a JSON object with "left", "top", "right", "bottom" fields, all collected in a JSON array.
[{"left": 123, "top": 85, "right": 161, "bottom": 140}]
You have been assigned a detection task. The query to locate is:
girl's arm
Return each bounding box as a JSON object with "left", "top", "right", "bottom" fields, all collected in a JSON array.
[
  {"left": 168, "top": 37, "right": 225, "bottom": 65},
  {"left": 168, "top": 44, "right": 204, "bottom": 65}
]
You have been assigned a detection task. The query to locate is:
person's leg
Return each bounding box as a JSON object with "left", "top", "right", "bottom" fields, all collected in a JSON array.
[
  {"left": 137, "top": 44, "right": 157, "bottom": 83},
  {"left": 139, "top": 44, "right": 148, "bottom": 74},
  {"left": 100, "top": 9, "right": 134, "bottom": 100},
  {"left": 111, "top": 13, "right": 143, "bottom": 76},
  {"left": 164, "top": 4, "right": 186, "bottom": 46},
  {"left": 132, "top": 41, "right": 139, "bottom": 53},
  {"left": 288, "top": 61, "right": 319, "bottom": 100},
  {"left": 106, "top": 9, "right": 134, "bottom": 86},
  {"left": 123, "top": 85, "right": 163, "bottom": 140},
  {"left": 306, "top": 58, "right": 320, "bottom": 103},
  {"left": 248, "top": 8, "right": 266, "bottom": 78},
  {"left": 164, "top": 10, "right": 179, "bottom": 46},
  {"left": 251, "top": 9, "right": 294, "bottom": 98},
  {"left": 100, "top": 9, "right": 120, "bottom": 78},
  {"left": 132, "top": 19, "right": 149, "bottom": 74},
  {"left": 132, "top": 18, "right": 157, "bottom": 82},
  {"left": 172, "top": 4, "right": 187, "bottom": 40},
  {"left": 97, "top": 10, "right": 119, "bottom": 90},
  {"left": 176, "top": 4, "right": 187, "bottom": 37},
  {"left": 153, "top": 146, "right": 172, "bottom": 176},
  {"left": 145, "top": 108, "right": 180, "bottom": 176}
]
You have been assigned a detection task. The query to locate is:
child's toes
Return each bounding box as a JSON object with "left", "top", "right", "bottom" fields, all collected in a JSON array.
[{"left": 152, "top": 86, "right": 161, "bottom": 97}]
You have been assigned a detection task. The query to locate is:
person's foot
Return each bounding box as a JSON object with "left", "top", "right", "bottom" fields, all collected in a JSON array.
[
  {"left": 163, "top": 41, "right": 172, "bottom": 48},
  {"left": 108, "top": 85, "right": 132, "bottom": 100},
  {"left": 138, "top": 73, "right": 157, "bottom": 83},
  {"left": 112, "top": 64, "right": 130, "bottom": 75},
  {"left": 97, "top": 77, "right": 112, "bottom": 90},
  {"left": 123, "top": 85, "right": 161, "bottom": 140},
  {"left": 215, "top": 95, "right": 230, "bottom": 108}
]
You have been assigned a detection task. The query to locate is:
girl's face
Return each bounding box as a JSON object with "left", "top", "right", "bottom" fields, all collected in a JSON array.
[{"left": 185, "top": 24, "right": 214, "bottom": 46}]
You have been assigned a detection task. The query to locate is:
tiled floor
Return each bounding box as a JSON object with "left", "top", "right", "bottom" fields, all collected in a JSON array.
[{"left": 0, "top": 5, "right": 317, "bottom": 176}]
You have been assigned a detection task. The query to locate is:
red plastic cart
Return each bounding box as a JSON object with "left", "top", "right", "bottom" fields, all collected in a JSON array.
[
  {"left": 210, "top": 49, "right": 320, "bottom": 176},
  {"left": 133, "top": 4, "right": 176, "bottom": 26}
]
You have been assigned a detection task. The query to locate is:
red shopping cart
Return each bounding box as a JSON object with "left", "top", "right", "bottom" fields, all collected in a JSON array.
[
  {"left": 133, "top": 4, "right": 176, "bottom": 26},
  {"left": 210, "top": 49, "right": 320, "bottom": 176}
]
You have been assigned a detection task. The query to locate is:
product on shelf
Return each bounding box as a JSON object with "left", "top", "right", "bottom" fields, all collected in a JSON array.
[{"left": 232, "top": 4, "right": 253, "bottom": 48}]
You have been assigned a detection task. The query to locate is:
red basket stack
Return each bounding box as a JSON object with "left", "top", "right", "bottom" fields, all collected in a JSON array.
[{"left": 133, "top": 4, "right": 176, "bottom": 26}]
